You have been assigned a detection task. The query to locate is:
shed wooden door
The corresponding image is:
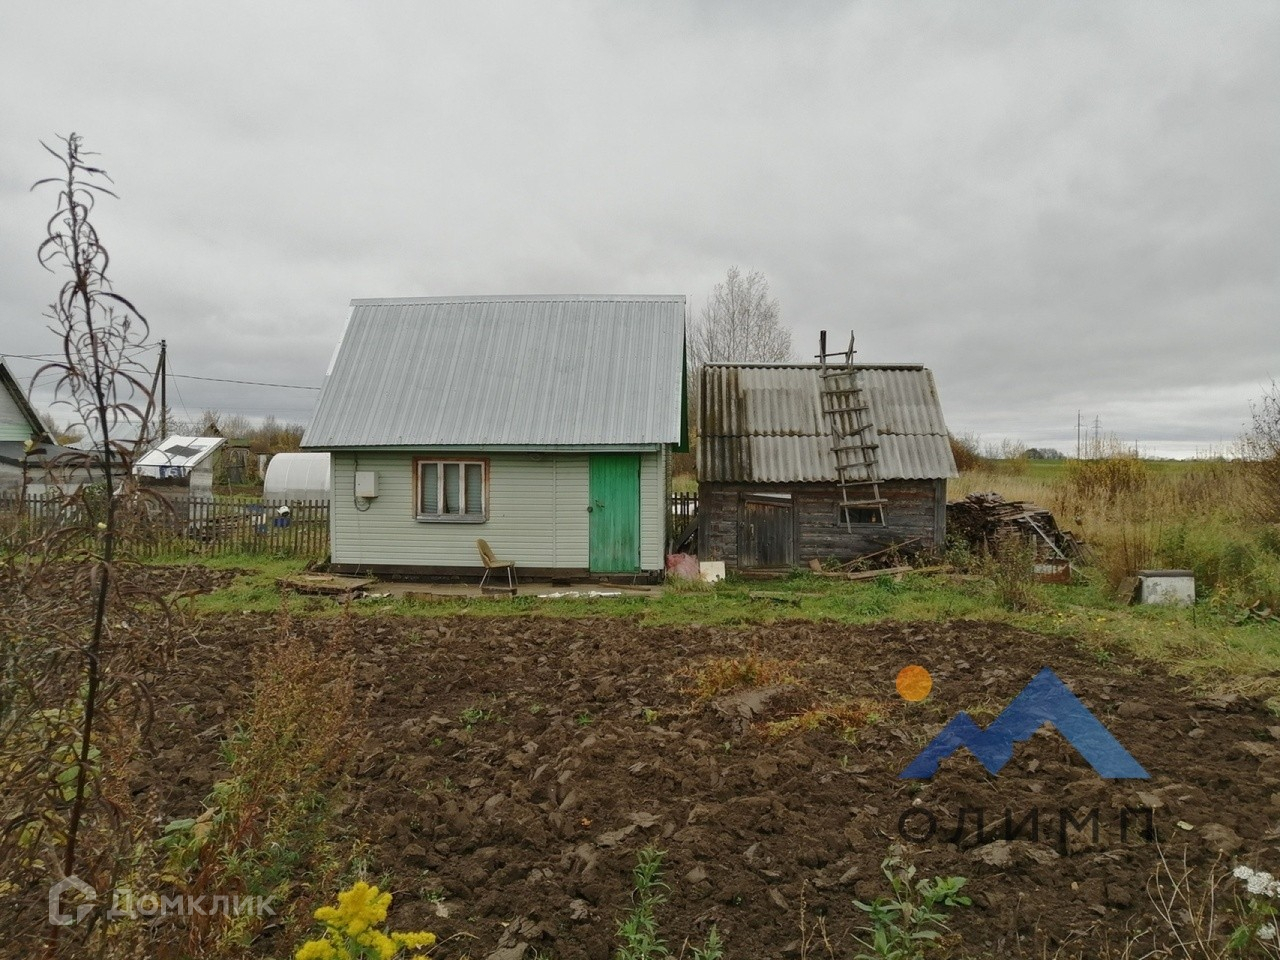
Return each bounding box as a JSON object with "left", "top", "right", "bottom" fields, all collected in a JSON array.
[
  {"left": 589, "top": 454, "right": 641, "bottom": 573},
  {"left": 738, "top": 496, "right": 795, "bottom": 568}
]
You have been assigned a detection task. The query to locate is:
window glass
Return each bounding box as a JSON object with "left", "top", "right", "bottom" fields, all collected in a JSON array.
[
  {"left": 465, "top": 463, "right": 483, "bottom": 514},
  {"left": 418, "top": 459, "right": 486, "bottom": 521},
  {"left": 443, "top": 463, "right": 461, "bottom": 514},
  {"left": 839, "top": 505, "right": 883, "bottom": 525},
  {"left": 422, "top": 463, "right": 438, "bottom": 513}
]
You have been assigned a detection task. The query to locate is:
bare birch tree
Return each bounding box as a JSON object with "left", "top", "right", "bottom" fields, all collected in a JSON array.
[{"left": 687, "top": 266, "right": 792, "bottom": 369}]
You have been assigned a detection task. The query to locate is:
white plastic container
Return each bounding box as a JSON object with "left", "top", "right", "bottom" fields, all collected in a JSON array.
[
  {"left": 700, "top": 561, "right": 726, "bottom": 584},
  {"left": 1138, "top": 569, "right": 1196, "bottom": 605}
]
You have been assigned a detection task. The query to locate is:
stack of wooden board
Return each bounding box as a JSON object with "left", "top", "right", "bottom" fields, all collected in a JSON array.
[{"left": 946, "top": 492, "right": 1084, "bottom": 562}]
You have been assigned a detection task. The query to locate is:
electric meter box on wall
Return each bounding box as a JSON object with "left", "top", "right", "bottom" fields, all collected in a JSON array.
[{"left": 354, "top": 471, "right": 379, "bottom": 498}]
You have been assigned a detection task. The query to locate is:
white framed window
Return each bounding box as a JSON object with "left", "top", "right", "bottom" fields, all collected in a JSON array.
[{"left": 415, "top": 458, "right": 487, "bottom": 522}]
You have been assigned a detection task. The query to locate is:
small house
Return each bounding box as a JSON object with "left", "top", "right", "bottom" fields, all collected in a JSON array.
[
  {"left": 0, "top": 360, "right": 52, "bottom": 495},
  {"left": 0, "top": 359, "right": 115, "bottom": 496},
  {"left": 302, "top": 295, "right": 687, "bottom": 578},
  {"left": 697, "top": 361, "right": 956, "bottom": 568}
]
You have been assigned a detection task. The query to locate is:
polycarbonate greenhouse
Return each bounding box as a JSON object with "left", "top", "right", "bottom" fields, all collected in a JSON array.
[{"left": 263, "top": 452, "right": 331, "bottom": 502}]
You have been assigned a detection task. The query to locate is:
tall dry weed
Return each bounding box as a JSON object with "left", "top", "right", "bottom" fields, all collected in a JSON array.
[
  {"left": 0, "top": 578, "right": 184, "bottom": 958},
  {"left": 983, "top": 531, "right": 1040, "bottom": 611},
  {"left": 170, "top": 606, "right": 357, "bottom": 957},
  {"left": 1066, "top": 455, "right": 1148, "bottom": 504},
  {"left": 957, "top": 454, "right": 1275, "bottom": 601}
]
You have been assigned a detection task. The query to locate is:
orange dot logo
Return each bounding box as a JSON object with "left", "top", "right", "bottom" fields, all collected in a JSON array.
[{"left": 896, "top": 665, "right": 933, "bottom": 702}]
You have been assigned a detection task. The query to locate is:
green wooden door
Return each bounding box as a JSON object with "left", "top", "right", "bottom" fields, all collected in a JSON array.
[{"left": 589, "top": 454, "right": 641, "bottom": 573}]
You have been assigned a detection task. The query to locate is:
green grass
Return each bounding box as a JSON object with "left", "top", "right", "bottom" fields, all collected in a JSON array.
[
  {"left": 953, "top": 459, "right": 1279, "bottom": 604},
  {"left": 160, "top": 554, "right": 1280, "bottom": 700},
  {"left": 982, "top": 458, "right": 1209, "bottom": 484},
  {"left": 149, "top": 552, "right": 317, "bottom": 613}
]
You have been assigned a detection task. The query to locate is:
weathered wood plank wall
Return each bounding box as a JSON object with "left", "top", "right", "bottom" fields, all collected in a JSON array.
[{"left": 698, "top": 479, "right": 945, "bottom": 567}]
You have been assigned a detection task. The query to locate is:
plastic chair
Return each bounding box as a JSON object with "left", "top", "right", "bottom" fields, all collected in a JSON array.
[{"left": 476, "top": 538, "right": 517, "bottom": 592}]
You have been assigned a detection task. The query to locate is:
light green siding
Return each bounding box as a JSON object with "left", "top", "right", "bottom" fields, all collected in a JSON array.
[
  {"left": 0, "top": 388, "right": 35, "bottom": 442},
  {"left": 330, "top": 449, "right": 667, "bottom": 571},
  {"left": 641, "top": 446, "right": 666, "bottom": 570}
]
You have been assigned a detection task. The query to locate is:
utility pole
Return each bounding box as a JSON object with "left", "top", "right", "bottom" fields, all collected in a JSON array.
[
  {"left": 159, "top": 339, "right": 167, "bottom": 441},
  {"left": 1076, "top": 410, "right": 1081, "bottom": 459}
]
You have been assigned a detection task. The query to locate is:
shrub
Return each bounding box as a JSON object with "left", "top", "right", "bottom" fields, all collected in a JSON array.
[
  {"left": 1095, "top": 522, "right": 1156, "bottom": 588},
  {"left": 1242, "top": 381, "right": 1280, "bottom": 522},
  {"left": 1066, "top": 453, "right": 1147, "bottom": 503},
  {"left": 948, "top": 433, "right": 987, "bottom": 473},
  {"left": 982, "top": 532, "right": 1040, "bottom": 611}
]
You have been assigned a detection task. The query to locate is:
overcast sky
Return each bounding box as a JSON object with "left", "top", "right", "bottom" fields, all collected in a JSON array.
[{"left": 2, "top": 2, "right": 1276, "bottom": 457}]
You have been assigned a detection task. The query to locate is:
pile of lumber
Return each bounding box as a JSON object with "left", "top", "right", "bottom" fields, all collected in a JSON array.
[
  {"left": 946, "top": 492, "right": 1083, "bottom": 561},
  {"left": 276, "top": 573, "right": 373, "bottom": 599}
]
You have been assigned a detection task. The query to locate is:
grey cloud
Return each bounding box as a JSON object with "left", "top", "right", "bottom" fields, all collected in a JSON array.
[{"left": 0, "top": 2, "right": 1275, "bottom": 457}]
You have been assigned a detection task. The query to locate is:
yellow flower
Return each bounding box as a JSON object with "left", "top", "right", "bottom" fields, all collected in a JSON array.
[
  {"left": 295, "top": 939, "right": 338, "bottom": 960},
  {"left": 301, "top": 882, "right": 437, "bottom": 960},
  {"left": 357, "top": 929, "right": 399, "bottom": 960},
  {"left": 393, "top": 931, "right": 438, "bottom": 949},
  {"left": 315, "top": 881, "right": 392, "bottom": 935}
]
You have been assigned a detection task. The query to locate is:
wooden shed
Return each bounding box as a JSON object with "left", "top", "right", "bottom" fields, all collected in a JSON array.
[
  {"left": 697, "top": 361, "right": 957, "bottom": 569},
  {"left": 302, "top": 295, "right": 687, "bottom": 579}
]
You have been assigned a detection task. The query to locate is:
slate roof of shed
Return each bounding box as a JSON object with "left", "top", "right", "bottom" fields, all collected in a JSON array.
[
  {"left": 303, "top": 295, "right": 686, "bottom": 448},
  {"left": 698, "top": 363, "right": 957, "bottom": 482}
]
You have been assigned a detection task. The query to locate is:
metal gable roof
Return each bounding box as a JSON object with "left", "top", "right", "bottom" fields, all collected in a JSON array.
[
  {"left": 302, "top": 296, "right": 687, "bottom": 448},
  {"left": 698, "top": 363, "right": 957, "bottom": 482}
]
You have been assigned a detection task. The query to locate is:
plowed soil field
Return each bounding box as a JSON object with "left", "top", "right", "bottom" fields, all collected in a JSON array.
[{"left": 139, "top": 608, "right": 1280, "bottom": 959}]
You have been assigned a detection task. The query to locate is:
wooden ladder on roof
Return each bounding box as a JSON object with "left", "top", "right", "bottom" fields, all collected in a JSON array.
[{"left": 817, "top": 331, "right": 884, "bottom": 532}]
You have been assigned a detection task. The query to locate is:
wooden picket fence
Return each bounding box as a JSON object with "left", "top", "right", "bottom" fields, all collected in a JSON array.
[
  {"left": 667, "top": 492, "right": 699, "bottom": 548},
  {"left": 0, "top": 492, "right": 329, "bottom": 559},
  {"left": 3, "top": 492, "right": 702, "bottom": 559}
]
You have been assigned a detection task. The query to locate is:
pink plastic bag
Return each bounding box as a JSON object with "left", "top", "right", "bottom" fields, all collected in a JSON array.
[{"left": 665, "top": 553, "right": 701, "bottom": 580}]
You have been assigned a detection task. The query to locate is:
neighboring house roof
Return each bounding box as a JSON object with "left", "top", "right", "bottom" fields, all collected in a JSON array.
[
  {"left": 135, "top": 435, "right": 226, "bottom": 471},
  {"left": 0, "top": 440, "right": 76, "bottom": 468},
  {"left": 699, "top": 363, "right": 958, "bottom": 483},
  {"left": 303, "top": 295, "right": 687, "bottom": 448},
  {"left": 0, "top": 360, "right": 51, "bottom": 444},
  {"left": 0, "top": 441, "right": 118, "bottom": 496}
]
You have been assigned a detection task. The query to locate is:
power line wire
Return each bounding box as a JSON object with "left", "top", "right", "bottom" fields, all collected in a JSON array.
[
  {"left": 165, "top": 357, "right": 192, "bottom": 422},
  {"left": 1, "top": 352, "right": 320, "bottom": 391},
  {"left": 169, "top": 373, "right": 320, "bottom": 390}
]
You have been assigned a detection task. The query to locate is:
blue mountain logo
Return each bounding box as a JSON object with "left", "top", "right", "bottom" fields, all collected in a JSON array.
[{"left": 900, "top": 667, "right": 1149, "bottom": 779}]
